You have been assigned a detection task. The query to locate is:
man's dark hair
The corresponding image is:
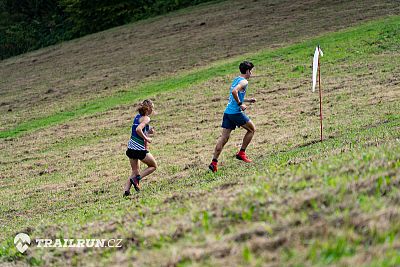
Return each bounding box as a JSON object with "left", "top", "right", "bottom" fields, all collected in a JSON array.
[{"left": 239, "top": 61, "right": 254, "bottom": 74}]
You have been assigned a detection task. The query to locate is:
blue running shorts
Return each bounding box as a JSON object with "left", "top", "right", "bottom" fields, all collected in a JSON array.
[{"left": 221, "top": 113, "right": 250, "bottom": 130}]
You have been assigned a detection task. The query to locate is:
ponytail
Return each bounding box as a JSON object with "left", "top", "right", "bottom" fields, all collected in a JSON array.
[{"left": 137, "top": 99, "right": 153, "bottom": 116}]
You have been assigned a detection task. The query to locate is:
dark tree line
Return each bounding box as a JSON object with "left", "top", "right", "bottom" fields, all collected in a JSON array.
[{"left": 0, "top": 0, "right": 214, "bottom": 60}]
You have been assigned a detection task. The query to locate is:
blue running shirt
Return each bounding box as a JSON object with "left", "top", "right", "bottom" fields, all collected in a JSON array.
[
  {"left": 127, "top": 114, "right": 150, "bottom": 151},
  {"left": 224, "top": 76, "right": 248, "bottom": 114}
]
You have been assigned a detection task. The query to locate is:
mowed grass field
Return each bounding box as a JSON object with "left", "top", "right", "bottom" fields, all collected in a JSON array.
[{"left": 1, "top": 1, "right": 400, "bottom": 266}]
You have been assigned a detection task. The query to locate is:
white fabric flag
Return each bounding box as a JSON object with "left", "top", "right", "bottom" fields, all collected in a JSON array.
[{"left": 312, "top": 46, "right": 323, "bottom": 92}]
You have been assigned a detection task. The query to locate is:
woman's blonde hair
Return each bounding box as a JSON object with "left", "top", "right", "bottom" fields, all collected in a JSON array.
[{"left": 137, "top": 99, "right": 153, "bottom": 116}]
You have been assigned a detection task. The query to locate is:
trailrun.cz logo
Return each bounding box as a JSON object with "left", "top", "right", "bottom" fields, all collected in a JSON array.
[
  {"left": 14, "top": 233, "right": 31, "bottom": 253},
  {"left": 14, "top": 233, "right": 122, "bottom": 253}
]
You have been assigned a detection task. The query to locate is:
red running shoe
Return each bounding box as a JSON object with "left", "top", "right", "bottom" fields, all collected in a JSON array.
[
  {"left": 236, "top": 151, "right": 252, "bottom": 163},
  {"left": 209, "top": 161, "right": 218, "bottom": 173}
]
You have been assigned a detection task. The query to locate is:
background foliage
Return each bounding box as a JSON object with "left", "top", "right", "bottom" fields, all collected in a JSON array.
[{"left": 0, "top": 0, "right": 214, "bottom": 60}]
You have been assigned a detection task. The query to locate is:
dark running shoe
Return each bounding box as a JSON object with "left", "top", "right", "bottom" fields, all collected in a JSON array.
[
  {"left": 130, "top": 176, "right": 141, "bottom": 192},
  {"left": 123, "top": 191, "right": 130, "bottom": 197}
]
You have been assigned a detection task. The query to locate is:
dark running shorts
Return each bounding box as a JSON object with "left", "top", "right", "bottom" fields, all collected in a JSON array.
[
  {"left": 221, "top": 112, "right": 250, "bottom": 130},
  {"left": 126, "top": 149, "right": 149, "bottom": 160}
]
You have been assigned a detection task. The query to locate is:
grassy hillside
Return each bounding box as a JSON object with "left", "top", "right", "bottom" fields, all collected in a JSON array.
[
  {"left": 1, "top": 1, "right": 399, "bottom": 267},
  {"left": 1, "top": 0, "right": 399, "bottom": 133}
]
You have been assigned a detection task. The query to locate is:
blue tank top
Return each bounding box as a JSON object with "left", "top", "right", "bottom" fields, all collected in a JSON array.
[
  {"left": 127, "top": 114, "right": 150, "bottom": 150},
  {"left": 224, "top": 76, "right": 248, "bottom": 114}
]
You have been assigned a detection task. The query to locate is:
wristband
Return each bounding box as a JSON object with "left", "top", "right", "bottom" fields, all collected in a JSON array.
[{"left": 238, "top": 101, "right": 242, "bottom": 106}]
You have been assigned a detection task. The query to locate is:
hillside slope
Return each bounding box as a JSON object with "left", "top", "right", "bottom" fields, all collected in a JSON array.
[
  {"left": 0, "top": 1, "right": 399, "bottom": 266},
  {"left": 0, "top": 0, "right": 399, "bottom": 133}
]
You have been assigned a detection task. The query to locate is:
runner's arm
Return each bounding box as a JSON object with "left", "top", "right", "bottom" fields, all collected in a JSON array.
[
  {"left": 136, "top": 116, "right": 152, "bottom": 143},
  {"left": 244, "top": 97, "right": 256, "bottom": 103},
  {"left": 231, "top": 80, "right": 248, "bottom": 110}
]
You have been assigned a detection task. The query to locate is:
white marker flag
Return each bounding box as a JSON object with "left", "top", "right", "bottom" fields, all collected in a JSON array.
[{"left": 312, "top": 46, "right": 323, "bottom": 92}]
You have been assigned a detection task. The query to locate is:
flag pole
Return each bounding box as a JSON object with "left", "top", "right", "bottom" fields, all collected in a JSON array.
[{"left": 318, "top": 46, "right": 323, "bottom": 142}]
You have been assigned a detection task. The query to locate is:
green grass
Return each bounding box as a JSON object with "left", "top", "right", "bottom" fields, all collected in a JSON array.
[
  {"left": 2, "top": 112, "right": 398, "bottom": 265},
  {"left": 1, "top": 15, "right": 399, "bottom": 139},
  {"left": 1, "top": 14, "right": 399, "bottom": 267}
]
